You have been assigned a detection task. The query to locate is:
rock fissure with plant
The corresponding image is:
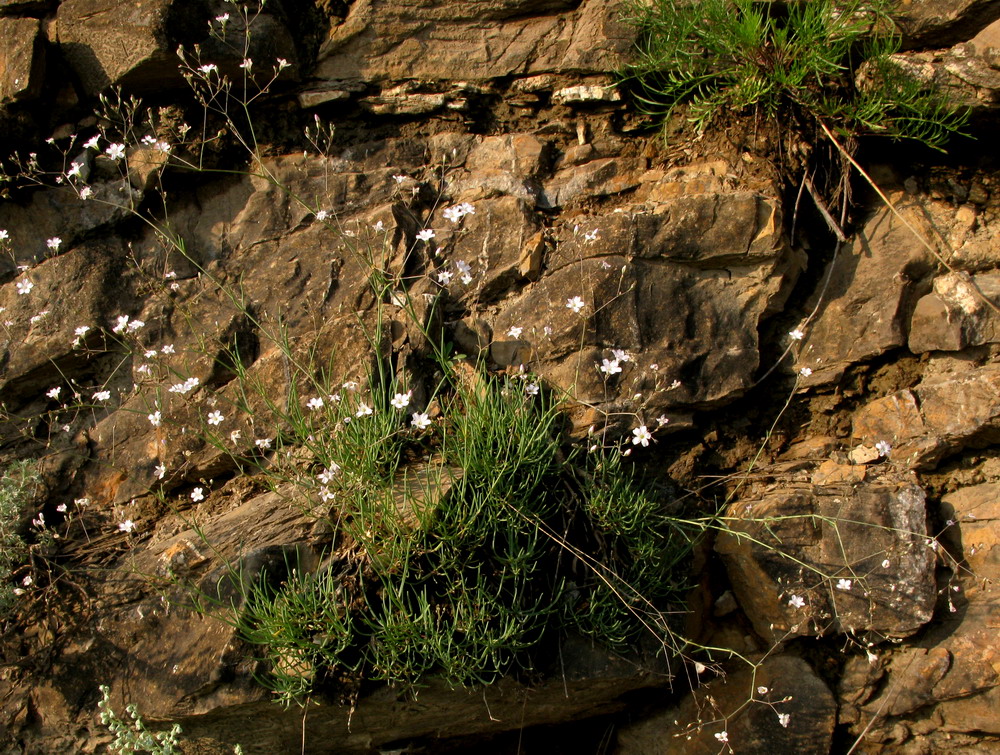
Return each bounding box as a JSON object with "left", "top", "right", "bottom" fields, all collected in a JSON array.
[{"left": 1, "top": 1, "right": 1000, "bottom": 754}]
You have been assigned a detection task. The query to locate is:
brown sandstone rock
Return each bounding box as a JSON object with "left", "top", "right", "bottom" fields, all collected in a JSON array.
[
  {"left": 314, "top": 0, "right": 633, "bottom": 84},
  {"left": 716, "top": 482, "right": 937, "bottom": 642},
  {"left": 615, "top": 655, "right": 836, "bottom": 755},
  {"left": 853, "top": 362, "right": 1000, "bottom": 469},
  {"left": 0, "top": 17, "right": 44, "bottom": 105}
]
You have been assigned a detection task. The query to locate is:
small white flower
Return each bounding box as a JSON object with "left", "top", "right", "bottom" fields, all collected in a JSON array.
[
  {"left": 714, "top": 731, "right": 728, "bottom": 744},
  {"left": 16, "top": 279, "right": 33, "bottom": 295},
  {"left": 144, "top": 349, "right": 158, "bottom": 358},
  {"left": 255, "top": 438, "right": 272, "bottom": 450},
  {"left": 67, "top": 162, "right": 83, "bottom": 178},
  {"left": 93, "top": 390, "right": 111, "bottom": 401},
  {"left": 566, "top": 296, "right": 585, "bottom": 313},
  {"left": 155, "top": 464, "right": 166, "bottom": 480},
  {"left": 207, "top": 410, "right": 224, "bottom": 426},
  {"left": 355, "top": 403, "right": 373, "bottom": 418},
  {"left": 118, "top": 519, "right": 136, "bottom": 533},
  {"left": 307, "top": 397, "right": 325, "bottom": 411},
  {"left": 315, "top": 209, "right": 329, "bottom": 221},
  {"left": 75, "top": 325, "right": 91, "bottom": 338},
  {"left": 789, "top": 328, "right": 805, "bottom": 341},
  {"left": 875, "top": 440, "right": 891, "bottom": 457},
  {"left": 525, "top": 382, "right": 540, "bottom": 396},
  {"left": 105, "top": 143, "right": 126, "bottom": 161},
  {"left": 411, "top": 412, "right": 431, "bottom": 430},
  {"left": 135, "top": 364, "right": 151, "bottom": 376},
  {"left": 215, "top": 13, "right": 230, "bottom": 23},
  {"left": 229, "top": 430, "right": 241, "bottom": 443},
  {"left": 507, "top": 326, "right": 523, "bottom": 339},
  {"left": 799, "top": 366, "right": 813, "bottom": 377},
  {"left": 881, "top": 558, "right": 891, "bottom": 569},
  {"left": 112, "top": 315, "right": 130, "bottom": 333},
  {"left": 777, "top": 713, "right": 791, "bottom": 728},
  {"left": 198, "top": 64, "right": 219, "bottom": 75},
  {"left": 161, "top": 344, "right": 175, "bottom": 354},
  {"left": 190, "top": 487, "right": 204, "bottom": 502},
  {"left": 599, "top": 358, "right": 621, "bottom": 376},
  {"left": 391, "top": 391, "right": 412, "bottom": 410},
  {"left": 631, "top": 425, "right": 652, "bottom": 447},
  {"left": 148, "top": 411, "right": 162, "bottom": 427},
  {"left": 83, "top": 135, "right": 100, "bottom": 150},
  {"left": 79, "top": 186, "right": 93, "bottom": 200},
  {"left": 788, "top": 594, "right": 805, "bottom": 609},
  {"left": 318, "top": 464, "right": 341, "bottom": 484},
  {"left": 393, "top": 174, "right": 407, "bottom": 184},
  {"left": 47, "top": 387, "right": 61, "bottom": 399},
  {"left": 127, "top": 319, "right": 144, "bottom": 331},
  {"left": 836, "top": 578, "right": 852, "bottom": 591},
  {"left": 436, "top": 269, "right": 453, "bottom": 285},
  {"left": 0, "top": 229, "right": 7, "bottom": 241},
  {"left": 46, "top": 237, "right": 62, "bottom": 251},
  {"left": 239, "top": 58, "right": 253, "bottom": 70},
  {"left": 276, "top": 58, "right": 290, "bottom": 70},
  {"left": 656, "top": 414, "right": 670, "bottom": 427},
  {"left": 56, "top": 503, "right": 68, "bottom": 513},
  {"left": 154, "top": 141, "right": 171, "bottom": 153},
  {"left": 757, "top": 686, "right": 768, "bottom": 695},
  {"left": 611, "top": 349, "right": 631, "bottom": 363},
  {"left": 416, "top": 228, "right": 436, "bottom": 242},
  {"left": 583, "top": 229, "right": 599, "bottom": 242}
]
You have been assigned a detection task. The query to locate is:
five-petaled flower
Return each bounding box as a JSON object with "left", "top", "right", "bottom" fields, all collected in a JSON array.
[
  {"left": 789, "top": 328, "right": 805, "bottom": 341},
  {"left": 355, "top": 403, "right": 373, "bottom": 418},
  {"left": 207, "top": 410, "right": 224, "bottom": 426},
  {"left": 391, "top": 391, "right": 411, "bottom": 410},
  {"left": 599, "top": 358, "right": 621, "bottom": 376},
  {"left": 788, "top": 594, "right": 806, "bottom": 608},
  {"left": 875, "top": 440, "right": 891, "bottom": 457},
  {"left": 46, "top": 237, "right": 61, "bottom": 251},
  {"left": 307, "top": 397, "right": 324, "bottom": 411},
  {"left": 46, "top": 387, "right": 61, "bottom": 399},
  {"left": 416, "top": 228, "right": 435, "bottom": 242},
  {"left": 16, "top": 279, "right": 33, "bottom": 295},
  {"left": 148, "top": 411, "right": 162, "bottom": 427},
  {"left": 190, "top": 487, "right": 204, "bottom": 502},
  {"left": 799, "top": 366, "right": 813, "bottom": 377},
  {"left": 105, "top": 143, "right": 126, "bottom": 161},
  {"left": 507, "top": 326, "right": 523, "bottom": 339},
  {"left": 411, "top": 412, "right": 431, "bottom": 430},
  {"left": 777, "top": 713, "right": 791, "bottom": 728},
  {"left": 118, "top": 519, "right": 136, "bottom": 533},
  {"left": 255, "top": 438, "right": 272, "bottom": 450},
  {"left": 566, "top": 296, "right": 585, "bottom": 313},
  {"left": 836, "top": 578, "right": 853, "bottom": 591},
  {"left": 632, "top": 425, "right": 652, "bottom": 447},
  {"left": 93, "top": 390, "right": 111, "bottom": 401}
]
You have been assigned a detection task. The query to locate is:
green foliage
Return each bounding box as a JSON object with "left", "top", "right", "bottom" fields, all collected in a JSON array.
[
  {"left": 236, "top": 369, "right": 695, "bottom": 704},
  {"left": 98, "top": 685, "right": 183, "bottom": 755},
  {"left": 0, "top": 461, "right": 39, "bottom": 620},
  {"left": 621, "top": 0, "right": 968, "bottom": 149},
  {"left": 97, "top": 685, "right": 243, "bottom": 754}
]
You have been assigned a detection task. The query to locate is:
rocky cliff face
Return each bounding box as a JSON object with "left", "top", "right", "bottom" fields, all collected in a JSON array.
[{"left": 2, "top": 1, "right": 1000, "bottom": 753}]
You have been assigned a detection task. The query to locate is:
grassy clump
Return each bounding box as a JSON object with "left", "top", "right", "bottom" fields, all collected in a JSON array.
[
  {"left": 621, "top": 0, "right": 968, "bottom": 150},
  {"left": 0, "top": 461, "right": 39, "bottom": 620},
  {"left": 235, "top": 367, "right": 697, "bottom": 705}
]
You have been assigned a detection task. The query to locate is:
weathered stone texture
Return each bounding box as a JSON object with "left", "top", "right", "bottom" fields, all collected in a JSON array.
[
  {"left": 716, "top": 482, "right": 937, "bottom": 641},
  {"left": 0, "top": 17, "right": 44, "bottom": 104},
  {"left": 315, "top": 0, "right": 632, "bottom": 83}
]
